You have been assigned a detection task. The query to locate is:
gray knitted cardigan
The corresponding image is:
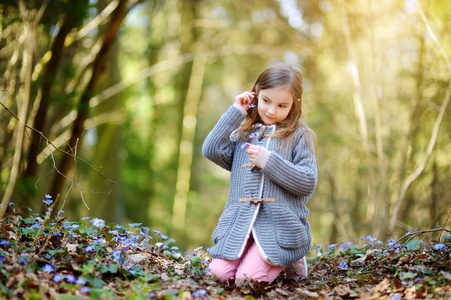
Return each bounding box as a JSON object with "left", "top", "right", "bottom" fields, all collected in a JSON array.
[{"left": 202, "top": 105, "right": 317, "bottom": 267}]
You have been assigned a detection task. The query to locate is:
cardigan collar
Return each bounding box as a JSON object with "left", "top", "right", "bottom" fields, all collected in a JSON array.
[{"left": 230, "top": 123, "right": 277, "bottom": 142}]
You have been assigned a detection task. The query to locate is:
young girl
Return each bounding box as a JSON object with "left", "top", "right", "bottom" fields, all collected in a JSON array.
[{"left": 202, "top": 63, "right": 317, "bottom": 284}]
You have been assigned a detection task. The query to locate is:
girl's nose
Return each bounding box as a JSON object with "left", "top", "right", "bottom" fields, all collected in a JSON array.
[{"left": 267, "top": 106, "right": 275, "bottom": 115}]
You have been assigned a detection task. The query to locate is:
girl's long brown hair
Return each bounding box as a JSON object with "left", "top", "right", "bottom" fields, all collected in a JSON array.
[{"left": 237, "top": 63, "right": 317, "bottom": 157}]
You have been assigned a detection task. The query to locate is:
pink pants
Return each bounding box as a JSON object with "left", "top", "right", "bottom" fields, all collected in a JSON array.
[{"left": 208, "top": 236, "right": 285, "bottom": 284}]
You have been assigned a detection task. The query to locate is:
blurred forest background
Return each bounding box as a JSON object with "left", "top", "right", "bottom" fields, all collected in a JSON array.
[{"left": 0, "top": 0, "right": 450, "bottom": 253}]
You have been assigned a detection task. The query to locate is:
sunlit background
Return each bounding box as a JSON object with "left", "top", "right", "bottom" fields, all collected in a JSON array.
[{"left": 1, "top": 0, "right": 450, "bottom": 253}]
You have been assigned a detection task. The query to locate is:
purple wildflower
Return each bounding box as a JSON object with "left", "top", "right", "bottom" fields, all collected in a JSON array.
[
  {"left": 160, "top": 234, "right": 169, "bottom": 240},
  {"left": 249, "top": 132, "right": 259, "bottom": 139},
  {"left": 327, "top": 244, "right": 337, "bottom": 250},
  {"left": 0, "top": 256, "right": 5, "bottom": 262}
]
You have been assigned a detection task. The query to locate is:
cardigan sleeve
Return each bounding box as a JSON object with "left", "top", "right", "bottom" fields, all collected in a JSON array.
[
  {"left": 202, "top": 105, "right": 246, "bottom": 171},
  {"left": 261, "top": 129, "right": 318, "bottom": 197}
]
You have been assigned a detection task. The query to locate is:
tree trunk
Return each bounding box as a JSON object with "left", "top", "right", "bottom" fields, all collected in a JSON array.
[
  {"left": 24, "top": 13, "right": 78, "bottom": 179},
  {"left": 49, "top": 0, "right": 130, "bottom": 203}
]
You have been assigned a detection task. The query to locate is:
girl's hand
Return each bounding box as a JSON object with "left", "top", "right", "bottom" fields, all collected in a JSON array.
[
  {"left": 244, "top": 144, "right": 262, "bottom": 163},
  {"left": 235, "top": 91, "right": 255, "bottom": 111}
]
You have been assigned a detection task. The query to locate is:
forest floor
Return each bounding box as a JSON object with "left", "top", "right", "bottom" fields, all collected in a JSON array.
[{"left": 1, "top": 200, "right": 450, "bottom": 299}]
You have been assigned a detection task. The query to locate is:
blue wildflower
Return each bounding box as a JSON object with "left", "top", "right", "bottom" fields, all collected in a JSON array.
[
  {"left": 43, "top": 263, "right": 55, "bottom": 273},
  {"left": 43, "top": 199, "right": 53, "bottom": 206},
  {"left": 90, "top": 218, "right": 105, "bottom": 228},
  {"left": 8, "top": 202, "right": 14, "bottom": 206},
  {"left": 339, "top": 261, "right": 349, "bottom": 269},
  {"left": 112, "top": 251, "right": 123, "bottom": 264},
  {"left": 85, "top": 245, "right": 96, "bottom": 252},
  {"left": 192, "top": 289, "right": 207, "bottom": 298},
  {"left": 328, "top": 244, "right": 337, "bottom": 250},
  {"left": 160, "top": 234, "right": 169, "bottom": 240},
  {"left": 71, "top": 224, "right": 80, "bottom": 230},
  {"left": 80, "top": 287, "right": 90, "bottom": 294},
  {"left": 81, "top": 217, "right": 90, "bottom": 220},
  {"left": 433, "top": 243, "right": 447, "bottom": 251},
  {"left": 391, "top": 294, "right": 402, "bottom": 300},
  {"left": 155, "top": 242, "right": 163, "bottom": 247},
  {"left": 366, "top": 235, "right": 377, "bottom": 242},
  {"left": 53, "top": 274, "right": 63, "bottom": 282},
  {"left": 76, "top": 278, "right": 87, "bottom": 285},
  {"left": 315, "top": 245, "right": 321, "bottom": 249},
  {"left": 31, "top": 223, "right": 41, "bottom": 229},
  {"left": 240, "top": 142, "right": 250, "bottom": 150},
  {"left": 65, "top": 274, "right": 77, "bottom": 283},
  {"left": 128, "top": 269, "right": 136, "bottom": 275},
  {"left": 0, "top": 256, "right": 5, "bottom": 262},
  {"left": 170, "top": 246, "right": 179, "bottom": 251},
  {"left": 0, "top": 240, "right": 10, "bottom": 246},
  {"left": 45, "top": 194, "right": 52, "bottom": 199}
]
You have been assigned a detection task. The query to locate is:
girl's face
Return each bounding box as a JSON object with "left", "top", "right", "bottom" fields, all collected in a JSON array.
[{"left": 257, "top": 88, "right": 293, "bottom": 125}]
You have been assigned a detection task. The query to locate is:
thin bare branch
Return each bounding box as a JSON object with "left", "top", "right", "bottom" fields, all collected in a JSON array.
[
  {"left": 389, "top": 2, "right": 451, "bottom": 233},
  {"left": 0, "top": 100, "right": 116, "bottom": 184}
]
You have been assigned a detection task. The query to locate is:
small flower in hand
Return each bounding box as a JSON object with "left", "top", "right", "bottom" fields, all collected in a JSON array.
[{"left": 240, "top": 142, "right": 250, "bottom": 150}]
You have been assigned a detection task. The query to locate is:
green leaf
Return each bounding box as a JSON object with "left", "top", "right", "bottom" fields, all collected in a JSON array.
[
  {"left": 405, "top": 240, "right": 421, "bottom": 251},
  {"left": 90, "top": 288, "right": 116, "bottom": 298},
  {"left": 142, "top": 274, "right": 159, "bottom": 282},
  {"left": 109, "top": 264, "right": 119, "bottom": 273},
  {"left": 400, "top": 272, "right": 417, "bottom": 279}
]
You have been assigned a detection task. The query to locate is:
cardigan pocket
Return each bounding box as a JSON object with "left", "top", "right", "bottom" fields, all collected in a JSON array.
[
  {"left": 212, "top": 204, "right": 240, "bottom": 244},
  {"left": 271, "top": 205, "right": 308, "bottom": 249}
]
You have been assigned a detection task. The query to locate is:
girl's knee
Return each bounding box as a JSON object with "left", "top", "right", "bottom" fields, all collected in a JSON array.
[{"left": 208, "top": 258, "right": 238, "bottom": 282}]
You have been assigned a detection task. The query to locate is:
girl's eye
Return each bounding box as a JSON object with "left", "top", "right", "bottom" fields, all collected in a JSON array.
[{"left": 279, "top": 105, "right": 286, "bottom": 108}]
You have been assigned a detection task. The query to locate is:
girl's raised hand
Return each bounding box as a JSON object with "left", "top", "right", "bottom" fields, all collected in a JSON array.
[
  {"left": 234, "top": 91, "right": 255, "bottom": 111},
  {"left": 244, "top": 144, "right": 261, "bottom": 163}
]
